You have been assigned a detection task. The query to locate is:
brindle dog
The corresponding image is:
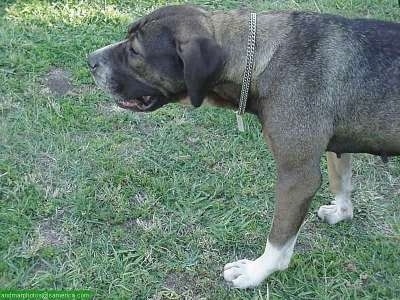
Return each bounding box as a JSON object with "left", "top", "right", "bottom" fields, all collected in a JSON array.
[{"left": 88, "top": 5, "right": 400, "bottom": 288}]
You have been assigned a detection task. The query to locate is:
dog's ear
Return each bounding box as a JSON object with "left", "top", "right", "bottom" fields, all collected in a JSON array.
[{"left": 176, "top": 37, "right": 224, "bottom": 107}]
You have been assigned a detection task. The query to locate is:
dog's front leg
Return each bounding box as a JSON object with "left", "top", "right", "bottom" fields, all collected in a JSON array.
[{"left": 223, "top": 155, "right": 322, "bottom": 289}]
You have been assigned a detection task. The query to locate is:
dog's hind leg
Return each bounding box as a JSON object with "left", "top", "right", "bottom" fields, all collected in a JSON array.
[
  {"left": 318, "top": 152, "right": 353, "bottom": 224},
  {"left": 223, "top": 143, "right": 323, "bottom": 288}
]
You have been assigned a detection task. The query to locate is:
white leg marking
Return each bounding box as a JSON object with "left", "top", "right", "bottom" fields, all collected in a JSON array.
[
  {"left": 223, "top": 236, "right": 297, "bottom": 289},
  {"left": 318, "top": 153, "right": 353, "bottom": 224},
  {"left": 318, "top": 193, "right": 353, "bottom": 224}
]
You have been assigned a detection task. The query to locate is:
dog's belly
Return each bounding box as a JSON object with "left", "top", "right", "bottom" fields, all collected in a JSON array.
[{"left": 327, "top": 133, "right": 400, "bottom": 156}]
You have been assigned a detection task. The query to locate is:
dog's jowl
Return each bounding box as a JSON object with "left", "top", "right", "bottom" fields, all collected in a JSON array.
[{"left": 89, "top": 5, "right": 400, "bottom": 289}]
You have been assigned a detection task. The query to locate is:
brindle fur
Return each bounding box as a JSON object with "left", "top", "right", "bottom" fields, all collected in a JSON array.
[{"left": 89, "top": 4, "right": 400, "bottom": 268}]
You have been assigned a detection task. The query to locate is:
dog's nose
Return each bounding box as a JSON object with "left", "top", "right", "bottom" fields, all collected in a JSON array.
[{"left": 87, "top": 53, "right": 99, "bottom": 72}]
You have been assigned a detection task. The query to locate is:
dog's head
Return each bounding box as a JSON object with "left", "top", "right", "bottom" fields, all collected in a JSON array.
[{"left": 88, "top": 5, "right": 225, "bottom": 111}]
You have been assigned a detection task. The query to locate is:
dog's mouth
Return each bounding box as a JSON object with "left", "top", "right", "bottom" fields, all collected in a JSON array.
[{"left": 116, "top": 96, "right": 167, "bottom": 112}]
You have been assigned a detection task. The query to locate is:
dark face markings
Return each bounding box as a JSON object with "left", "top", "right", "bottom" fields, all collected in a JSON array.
[{"left": 89, "top": 5, "right": 224, "bottom": 111}]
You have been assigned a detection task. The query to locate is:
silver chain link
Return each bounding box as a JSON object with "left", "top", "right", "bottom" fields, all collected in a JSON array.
[{"left": 238, "top": 12, "right": 257, "bottom": 115}]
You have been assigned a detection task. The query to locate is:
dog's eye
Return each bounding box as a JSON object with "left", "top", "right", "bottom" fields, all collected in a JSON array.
[{"left": 129, "top": 45, "right": 139, "bottom": 56}]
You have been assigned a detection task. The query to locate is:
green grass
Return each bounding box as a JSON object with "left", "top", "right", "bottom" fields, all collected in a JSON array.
[{"left": 1, "top": 0, "right": 399, "bottom": 299}]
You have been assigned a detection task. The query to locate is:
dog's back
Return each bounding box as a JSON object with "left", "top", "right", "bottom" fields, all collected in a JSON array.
[
  {"left": 262, "top": 12, "right": 400, "bottom": 156},
  {"left": 329, "top": 15, "right": 400, "bottom": 156}
]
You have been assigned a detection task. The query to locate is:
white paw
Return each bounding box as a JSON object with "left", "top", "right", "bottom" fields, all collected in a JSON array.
[
  {"left": 318, "top": 200, "right": 353, "bottom": 224},
  {"left": 223, "top": 239, "right": 296, "bottom": 289},
  {"left": 223, "top": 259, "right": 272, "bottom": 289}
]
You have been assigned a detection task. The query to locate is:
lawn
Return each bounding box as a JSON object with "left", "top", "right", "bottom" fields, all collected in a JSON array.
[{"left": 0, "top": 0, "right": 399, "bottom": 299}]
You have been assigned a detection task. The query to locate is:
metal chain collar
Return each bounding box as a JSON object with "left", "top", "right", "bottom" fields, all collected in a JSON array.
[{"left": 238, "top": 12, "right": 257, "bottom": 115}]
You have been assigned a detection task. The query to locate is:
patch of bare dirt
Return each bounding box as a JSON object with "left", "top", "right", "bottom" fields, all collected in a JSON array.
[
  {"left": 15, "top": 209, "right": 69, "bottom": 259},
  {"left": 38, "top": 209, "right": 69, "bottom": 247},
  {"left": 41, "top": 67, "right": 98, "bottom": 98},
  {"left": 43, "top": 68, "right": 73, "bottom": 96},
  {"left": 38, "top": 220, "right": 68, "bottom": 247},
  {"left": 129, "top": 191, "right": 148, "bottom": 205},
  {"left": 149, "top": 272, "right": 204, "bottom": 300}
]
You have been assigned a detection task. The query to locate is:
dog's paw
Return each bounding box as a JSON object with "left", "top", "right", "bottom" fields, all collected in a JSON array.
[
  {"left": 223, "top": 259, "right": 269, "bottom": 289},
  {"left": 223, "top": 239, "right": 296, "bottom": 288},
  {"left": 318, "top": 201, "right": 353, "bottom": 224}
]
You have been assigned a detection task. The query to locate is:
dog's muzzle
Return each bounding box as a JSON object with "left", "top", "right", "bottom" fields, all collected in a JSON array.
[{"left": 88, "top": 47, "right": 168, "bottom": 112}]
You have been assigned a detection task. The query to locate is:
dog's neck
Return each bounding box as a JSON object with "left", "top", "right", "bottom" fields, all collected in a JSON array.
[{"left": 208, "top": 10, "right": 291, "bottom": 115}]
